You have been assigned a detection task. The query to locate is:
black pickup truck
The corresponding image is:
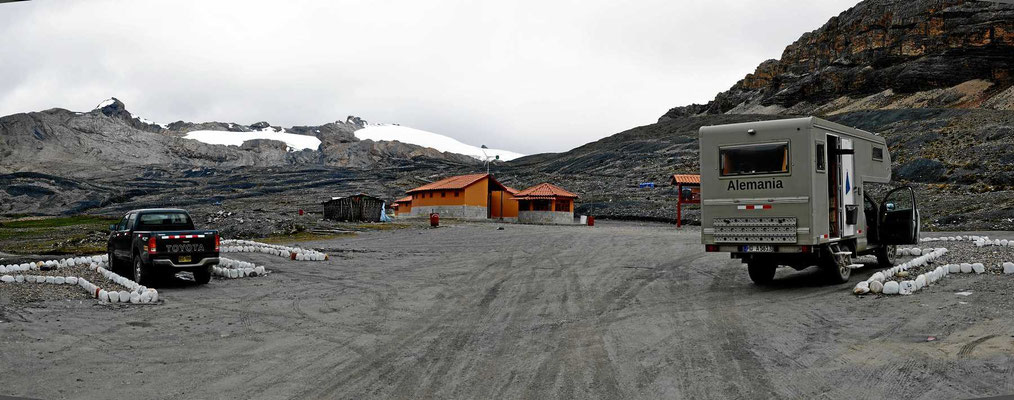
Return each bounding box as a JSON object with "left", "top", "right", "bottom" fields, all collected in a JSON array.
[{"left": 107, "top": 208, "right": 219, "bottom": 285}]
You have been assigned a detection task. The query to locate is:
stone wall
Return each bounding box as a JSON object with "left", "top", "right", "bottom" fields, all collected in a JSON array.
[
  {"left": 518, "top": 211, "right": 575, "bottom": 225},
  {"left": 410, "top": 205, "right": 487, "bottom": 219}
]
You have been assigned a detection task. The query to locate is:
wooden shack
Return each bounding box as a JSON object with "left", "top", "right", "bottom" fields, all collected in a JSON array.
[{"left": 322, "top": 194, "right": 386, "bottom": 222}]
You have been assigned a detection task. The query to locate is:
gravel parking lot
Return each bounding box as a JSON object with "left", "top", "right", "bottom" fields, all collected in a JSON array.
[{"left": 1, "top": 221, "right": 1013, "bottom": 399}]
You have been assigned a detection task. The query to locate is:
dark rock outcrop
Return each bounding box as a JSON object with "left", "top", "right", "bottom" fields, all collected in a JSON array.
[{"left": 660, "top": 0, "right": 1014, "bottom": 120}]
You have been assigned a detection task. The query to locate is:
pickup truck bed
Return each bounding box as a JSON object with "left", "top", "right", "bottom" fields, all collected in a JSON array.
[{"left": 108, "top": 209, "right": 219, "bottom": 286}]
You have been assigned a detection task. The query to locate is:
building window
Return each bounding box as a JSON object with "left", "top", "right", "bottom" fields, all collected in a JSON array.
[
  {"left": 555, "top": 200, "right": 569, "bottom": 212},
  {"left": 816, "top": 142, "right": 826, "bottom": 172},
  {"left": 441, "top": 191, "right": 446, "bottom": 198},
  {"left": 454, "top": 190, "right": 459, "bottom": 197},
  {"left": 873, "top": 146, "right": 884, "bottom": 161}
]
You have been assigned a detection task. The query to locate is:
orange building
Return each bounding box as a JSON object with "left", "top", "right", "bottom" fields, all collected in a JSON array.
[
  {"left": 514, "top": 183, "right": 578, "bottom": 224},
  {"left": 405, "top": 174, "right": 517, "bottom": 219},
  {"left": 392, "top": 196, "right": 413, "bottom": 216},
  {"left": 490, "top": 187, "right": 519, "bottom": 220}
]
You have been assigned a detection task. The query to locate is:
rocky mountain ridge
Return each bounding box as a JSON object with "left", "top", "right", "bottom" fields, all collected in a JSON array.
[
  {"left": 661, "top": 0, "right": 1014, "bottom": 119},
  {"left": 0, "top": 98, "right": 476, "bottom": 176}
]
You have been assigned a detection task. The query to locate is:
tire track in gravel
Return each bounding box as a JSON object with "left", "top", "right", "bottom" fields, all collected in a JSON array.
[
  {"left": 294, "top": 248, "right": 520, "bottom": 399},
  {"left": 958, "top": 335, "right": 997, "bottom": 358}
]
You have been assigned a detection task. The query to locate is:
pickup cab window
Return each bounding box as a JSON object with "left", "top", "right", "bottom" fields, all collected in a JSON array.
[
  {"left": 137, "top": 212, "right": 195, "bottom": 231},
  {"left": 720, "top": 142, "right": 790, "bottom": 177},
  {"left": 115, "top": 214, "right": 130, "bottom": 231},
  {"left": 126, "top": 213, "right": 138, "bottom": 230}
]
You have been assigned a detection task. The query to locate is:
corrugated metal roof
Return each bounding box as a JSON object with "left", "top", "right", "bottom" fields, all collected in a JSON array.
[
  {"left": 514, "top": 183, "right": 578, "bottom": 200},
  {"left": 670, "top": 174, "right": 701, "bottom": 185}
]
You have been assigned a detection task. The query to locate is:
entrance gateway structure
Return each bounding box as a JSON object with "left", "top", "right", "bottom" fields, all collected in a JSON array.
[{"left": 699, "top": 117, "right": 921, "bottom": 284}]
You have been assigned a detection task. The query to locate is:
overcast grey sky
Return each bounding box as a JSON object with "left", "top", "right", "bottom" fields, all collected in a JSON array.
[{"left": 0, "top": 0, "right": 859, "bottom": 154}]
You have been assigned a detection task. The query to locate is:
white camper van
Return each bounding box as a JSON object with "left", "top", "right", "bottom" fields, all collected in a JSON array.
[{"left": 699, "top": 117, "right": 920, "bottom": 284}]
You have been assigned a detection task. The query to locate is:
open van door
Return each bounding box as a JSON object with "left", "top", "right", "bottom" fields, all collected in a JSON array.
[{"left": 879, "top": 186, "right": 919, "bottom": 244}]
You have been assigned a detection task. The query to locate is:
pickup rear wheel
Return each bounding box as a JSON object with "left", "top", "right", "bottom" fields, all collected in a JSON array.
[
  {"left": 747, "top": 262, "right": 777, "bottom": 285},
  {"left": 133, "top": 256, "right": 154, "bottom": 287},
  {"left": 193, "top": 266, "right": 211, "bottom": 285}
]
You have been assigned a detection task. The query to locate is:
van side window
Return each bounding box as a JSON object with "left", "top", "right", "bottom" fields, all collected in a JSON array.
[
  {"left": 873, "top": 146, "right": 884, "bottom": 161},
  {"left": 816, "top": 142, "right": 826, "bottom": 172}
]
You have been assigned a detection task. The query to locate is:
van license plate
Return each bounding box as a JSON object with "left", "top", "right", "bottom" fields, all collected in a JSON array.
[
  {"left": 744, "top": 245, "right": 774, "bottom": 253},
  {"left": 178, "top": 256, "right": 191, "bottom": 263}
]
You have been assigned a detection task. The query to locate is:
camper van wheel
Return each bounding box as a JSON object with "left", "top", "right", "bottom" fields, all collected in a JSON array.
[
  {"left": 747, "top": 262, "right": 777, "bottom": 285},
  {"left": 822, "top": 243, "right": 852, "bottom": 284},
  {"left": 876, "top": 245, "right": 897, "bottom": 267}
]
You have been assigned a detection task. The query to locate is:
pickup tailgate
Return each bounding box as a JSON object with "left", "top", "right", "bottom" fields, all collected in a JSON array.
[{"left": 153, "top": 230, "right": 218, "bottom": 263}]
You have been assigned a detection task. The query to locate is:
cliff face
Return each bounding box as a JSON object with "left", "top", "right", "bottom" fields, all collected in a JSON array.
[{"left": 662, "top": 0, "right": 1014, "bottom": 119}]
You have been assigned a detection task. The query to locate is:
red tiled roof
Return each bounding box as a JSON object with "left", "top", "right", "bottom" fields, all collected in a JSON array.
[
  {"left": 670, "top": 174, "right": 700, "bottom": 185},
  {"left": 503, "top": 186, "right": 519, "bottom": 195},
  {"left": 407, "top": 174, "right": 488, "bottom": 193},
  {"left": 395, "top": 196, "right": 413, "bottom": 204},
  {"left": 406, "top": 173, "right": 509, "bottom": 193},
  {"left": 514, "top": 183, "right": 578, "bottom": 200}
]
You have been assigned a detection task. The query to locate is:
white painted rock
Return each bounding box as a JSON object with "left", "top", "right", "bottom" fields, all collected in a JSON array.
[
  {"left": 948, "top": 264, "right": 960, "bottom": 274},
  {"left": 150, "top": 290, "right": 159, "bottom": 302},
  {"left": 899, "top": 280, "right": 916, "bottom": 295},
  {"left": 35, "top": 276, "right": 46, "bottom": 283},
  {"left": 911, "top": 248, "right": 922, "bottom": 256},
  {"left": 15, "top": 275, "right": 24, "bottom": 283},
  {"left": 130, "top": 293, "right": 141, "bottom": 304},
  {"left": 972, "top": 263, "right": 985, "bottom": 274},
  {"left": 960, "top": 263, "right": 973, "bottom": 274},
  {"left": 870, "top": 280, "right": 884, "bottom": 294},
  {"left": 254, "top": 266, "right": 265, "bottom": 275},
  {"left": 883, "top": 281, "right": 900, "bottom": 295},
  {"left": 100, "top": 290, "right": 110, "bottom": 302},
  {"left": 854, "top": 281, "right": 870, "bottom": 295},
  {"left": 1, "top": 275, "right": 13, "bottom": 283},
  {"left": 45, "top": 276, "right": 55, "bottom": 284},
  {"left": 67, "top": 277, "right": 78, "bottom": 285},
  {"left": 1004, "top": 262, "right": 1014, "bottom": 275},
  {"left": 54, "top": 276, "right": 65, "bottom": 285}
]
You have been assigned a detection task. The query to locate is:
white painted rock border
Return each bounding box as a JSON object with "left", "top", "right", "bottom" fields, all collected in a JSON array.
[
  {"left": 856, "top": 248, "right": 949, "bottom": 296},
  {"left": 0, "top": 254, "right": 159, "bottom": 304},
  {"left": 858, "top": 240, "right": 1014, "bottom": 296},
  {"left": 220, "top": 239, "right": 328, "bottom": 261},
  {"left": 213, "top": 257, "right": 269, "bottom": 279}
]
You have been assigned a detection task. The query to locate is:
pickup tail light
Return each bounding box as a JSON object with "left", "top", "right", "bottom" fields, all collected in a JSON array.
[
  {"left": 800, "top": 245, "right": 811, "bottom": 253},
  {"left": 215, "top": 234, "right": 220, "bottom": 252},
  {"left": 148, "top": 236, "right": 157, "bottom": 254},
  {"left": 705, "top": 245, "right": 719, "bottom": 252}
]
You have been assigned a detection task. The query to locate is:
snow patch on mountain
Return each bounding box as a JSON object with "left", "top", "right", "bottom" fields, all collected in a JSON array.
[
  {"left": 184, "top": 128, "right": 321, "bottom": 151},
  {"left": 354, "top": 124, "right": 524, "bottom": 161},
  {"left": 136, "top": 116, "right": 166, "bottom": 129}
]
